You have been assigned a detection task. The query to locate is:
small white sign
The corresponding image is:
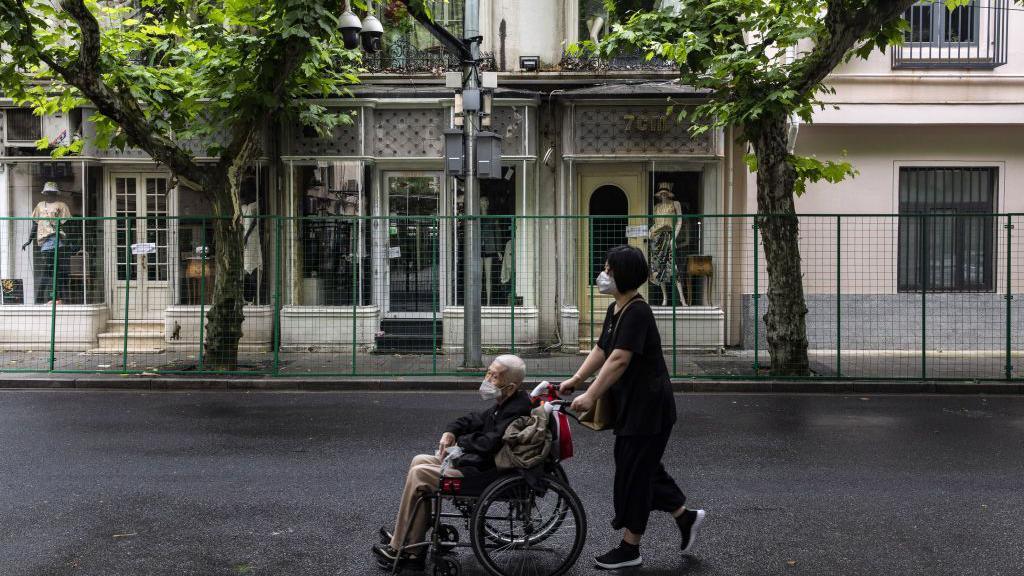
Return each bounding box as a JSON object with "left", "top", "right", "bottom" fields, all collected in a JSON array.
[
  {"left": 388, "top": 246, "right": 402, "bottom": 259},
  {"left": 131, "top": 243, "right": 157, "bottom": 255},
  {"left": 625, "top": 225, "right": 648, "bottom": 238}
]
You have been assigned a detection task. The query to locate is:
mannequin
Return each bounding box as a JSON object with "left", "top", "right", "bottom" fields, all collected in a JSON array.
[
  {"left": 241, "top": 188, "right": 262, "bottom": 304},
  {"left": 22, "top": 181, "right": 72, "bottom": 305},
  {"left": 648, "top": 183, "right": 687, "bottom": 307},
  {"left": 479, "top": 196, "right": 506, "bottom": 306}
]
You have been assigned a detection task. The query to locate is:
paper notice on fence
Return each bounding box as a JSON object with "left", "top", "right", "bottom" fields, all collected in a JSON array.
[
  {"left": 625, "top": 225, "right": 648, "bottom": 238},
  {"left": 131, "top": 243, "right": 157, "bottom": 255},
  {"left": 388, "top": 247, "right": 401, "bottom": 259}
]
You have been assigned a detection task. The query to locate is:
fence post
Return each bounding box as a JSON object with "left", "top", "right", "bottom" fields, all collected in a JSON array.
[
  {"left": 122, "top": 217, "right": 132, "bottom": 373},
  {"left": 921, "top": 214, "right": 927, "bottom": 380},
  {"left": 752, "top": 217, "right": 760, "bottom": 376},
  {"left": 510, "top": 216, "right": 517, "bottom": 354},
  {"left": 836, "top": 215, "right": 841, "bottom": 378},
  {"left": 351, "top": 215, "right": 358, "bottom": 376},
  {"left": 431, "top": 216, "right": 438, "bottom": 375},
  {"left": 48, "top": 220, "right": 60, "bottom": 372},
  {"left": 272, "top": 216, "right": 282, "bottom": 375},
  {"left": 589, "top": 218, "right": 594, "bottom": 350},
  {"left": 198, "top": 219, "right": 207, "bottom": 371},
  {"left": 671, "top": 214, "right": 677, "bottom": 377},
  {"left": 1006, "top": 214, "right": 1014, "bottom": 381}
]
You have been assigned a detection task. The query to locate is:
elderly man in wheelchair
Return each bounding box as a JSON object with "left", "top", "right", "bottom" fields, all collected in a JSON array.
[{"left": 373, "top": 354, "right": 587, "bottom": 576}]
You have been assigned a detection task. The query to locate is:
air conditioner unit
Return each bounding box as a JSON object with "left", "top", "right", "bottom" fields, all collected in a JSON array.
[
  {"left": 0, "top": 108, "right": 43, "bottom": 148},
  {"left": 0, "top": 109, "right": 74, "bottom": 149}
]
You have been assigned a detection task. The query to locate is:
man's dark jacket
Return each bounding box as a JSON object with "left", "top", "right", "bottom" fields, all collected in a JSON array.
[{"left": 444, "top": 390, "right": 532, "bottom": 473}]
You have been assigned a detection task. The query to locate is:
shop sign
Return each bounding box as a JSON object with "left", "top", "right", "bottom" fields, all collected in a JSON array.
[
  {"left": 623, "top": 113, "right": 671, "bottom": 134},
  {"left": 131, "top": 243, "right": 157, "bottom": 255}
]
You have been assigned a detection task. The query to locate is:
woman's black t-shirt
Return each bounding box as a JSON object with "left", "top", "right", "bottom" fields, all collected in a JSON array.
[{"left": 597, "top": 296, "right": 677, "bottom": 436}]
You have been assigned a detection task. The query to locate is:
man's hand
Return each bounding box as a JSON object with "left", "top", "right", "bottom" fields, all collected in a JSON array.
[
  {"left": 570, "top": 393, "right": 595, "bottom": 414},
  {"left": 21, "top": 241, "right": 30, "bottom": 251},
  {"left": 558, "top": 376, "right": 580, "bottom": 395},
  {"left": 437, "top": 432, "right": 456, "bottom": 459}
]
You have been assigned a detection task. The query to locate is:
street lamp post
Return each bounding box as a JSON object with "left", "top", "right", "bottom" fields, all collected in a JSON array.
[
  {"left": 400, "top": 0, "right": 486, "bottom": 369},
  {"left": 461, "top": 1, "right": 483, "bottom": 369}
]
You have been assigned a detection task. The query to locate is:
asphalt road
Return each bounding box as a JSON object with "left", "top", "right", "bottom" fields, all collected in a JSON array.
[{"left": 1, "top": 390, "right": 1023, "bottom": 576}]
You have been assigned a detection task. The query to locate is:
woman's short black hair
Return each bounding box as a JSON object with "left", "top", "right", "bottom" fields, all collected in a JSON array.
[{"left": 605, "top": 245, "right": 649, "bottom": 292}]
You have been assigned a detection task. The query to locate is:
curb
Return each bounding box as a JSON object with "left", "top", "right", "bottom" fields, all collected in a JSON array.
[{"left": 1, "top": 377, "right": 1021, "bottom": 394}]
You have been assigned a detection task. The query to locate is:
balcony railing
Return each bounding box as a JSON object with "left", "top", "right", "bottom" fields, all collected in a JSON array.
[
  {"left": 364, "top": 35, "right": 496, "bottom": 74},
  {"left": 559, "top": 49, "right": 677, "bottom": 73},
  {"left": 892, "top": 0, "right": 1008, "bottom": 69}
]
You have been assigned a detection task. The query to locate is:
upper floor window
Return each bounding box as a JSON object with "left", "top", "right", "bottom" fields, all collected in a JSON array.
[{"left": 893, "top": 0, "right": 1008, "bottom": 69}]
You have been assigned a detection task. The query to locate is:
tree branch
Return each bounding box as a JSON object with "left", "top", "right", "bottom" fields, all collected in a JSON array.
[
  {"left": 44, "top": 0, "right": 200, "bottom": 181},
  {"left": 789, "top": 0, "right": 917, "bottom": 99}
]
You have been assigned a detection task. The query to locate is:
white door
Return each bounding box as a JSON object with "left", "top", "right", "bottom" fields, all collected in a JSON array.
[{"left": 108, "top": 173, "right": 175, "bottom": 320}]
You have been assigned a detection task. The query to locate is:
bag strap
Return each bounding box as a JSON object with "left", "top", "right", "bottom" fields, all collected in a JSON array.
[{"left": 610, "top": 296, "right": 642, "bottom": 346}]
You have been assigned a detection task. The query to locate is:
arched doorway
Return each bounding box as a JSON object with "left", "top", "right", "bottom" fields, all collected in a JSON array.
[
  {"left": 588, "top": 185, "right": 629, "bottom": 281},
  {"left": 575, "top": 166, "right": 646, "bottom": 348}
]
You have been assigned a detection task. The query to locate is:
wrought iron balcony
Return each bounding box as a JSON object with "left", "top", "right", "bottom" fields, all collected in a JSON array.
[
  {"left": 892, "top": 0, "right": 1008, "bottom": 69},
  {"left": 364, "top": 35, "right": 496, "bottom": 74},
  {"left": 559, "top": 49, "right": 677, "bottom": 73}
]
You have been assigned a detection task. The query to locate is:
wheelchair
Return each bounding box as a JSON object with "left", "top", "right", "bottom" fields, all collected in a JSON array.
[{"left": 385, "top": 383, "right": 586, "bottom": 576}]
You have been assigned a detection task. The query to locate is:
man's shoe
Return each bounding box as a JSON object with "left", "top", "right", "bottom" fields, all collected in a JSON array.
[
  {"left": 379, "top": 526, "right": 393, "bottom": 545},
  {"left": 595, "top": 542, "right": 642, "bottom": 570},
  {"left": 677, "top": 508, "right": 707, "bottom": 554},
  {"left": 372, "top": 544, "right": 425, "bottom": 572}
]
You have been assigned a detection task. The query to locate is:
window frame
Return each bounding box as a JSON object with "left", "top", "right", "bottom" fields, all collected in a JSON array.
[
  {"left": 896, "top": 165, "right": 999, "bottom": 294},
  {"left": 903, "top": 0, "right": 981, "bottom": 47}
]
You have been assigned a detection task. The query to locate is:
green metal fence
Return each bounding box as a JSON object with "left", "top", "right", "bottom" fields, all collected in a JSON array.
[{"left": 0, "top": 213, "right": 1020, "bottom": 380}]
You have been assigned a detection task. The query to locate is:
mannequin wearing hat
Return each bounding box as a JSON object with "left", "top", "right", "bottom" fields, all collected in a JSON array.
[
  {"left": 649, "top": 182, "right": 688, "bottom": 307},
  {"left": 21, "top": 181, "right": 73, "bottom": 304}
]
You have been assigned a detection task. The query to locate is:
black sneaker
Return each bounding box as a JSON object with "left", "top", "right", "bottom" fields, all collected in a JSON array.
[
  {"left": 379, "top": 526, "right": 393, "bottom": 545},
  {"left": 676, "top": 509, "right": 706, "bottom": 554},
  {"left": 595, "top": 542, "right": 642, "bottom": 570}
]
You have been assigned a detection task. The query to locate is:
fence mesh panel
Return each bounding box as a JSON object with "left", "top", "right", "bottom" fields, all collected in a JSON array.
[{"left": 0, "top": 213, "right": 1020, "bottom": 380}]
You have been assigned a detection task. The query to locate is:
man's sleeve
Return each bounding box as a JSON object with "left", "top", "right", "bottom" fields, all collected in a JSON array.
[
  {"left": 456, "top": 411, "right": 519, "bottom": 455},
  {"left": 445, "top": 408, "right": 485, "bottom": 437},
  {"left": 613, "top": 306, "right": 649, "bottom": 353}
]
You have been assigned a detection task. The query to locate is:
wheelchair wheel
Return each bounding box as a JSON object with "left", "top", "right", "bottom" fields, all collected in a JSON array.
[
  {"left": 470, "top": 474, "right": 586, "bottom": 576},
  {"left": 480, "top": 465, "right": 569, "bottom": 548}
]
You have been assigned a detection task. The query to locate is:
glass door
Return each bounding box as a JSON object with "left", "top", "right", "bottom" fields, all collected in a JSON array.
[
  {"left": 109, "top": 173, "right": 174, "bottom": 320},
  {"left": 384, "top": 173, "right": 441, "bottom": 314}
]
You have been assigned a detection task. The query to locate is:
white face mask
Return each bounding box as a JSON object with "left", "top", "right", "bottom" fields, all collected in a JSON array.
[
  {"left": 479, "top": 379, "right": 502, "bottom": 401},
  {"left": 596, "top": 271, "right": 617, "bottom": 295}
]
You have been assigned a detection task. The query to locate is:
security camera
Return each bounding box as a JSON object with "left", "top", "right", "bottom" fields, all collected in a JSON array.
[
  {"left": 339, "top": 10, "right": 363, "bottom": 51},
  {"left": 361, "top": 14, "right": 384, "bottom": 53}
]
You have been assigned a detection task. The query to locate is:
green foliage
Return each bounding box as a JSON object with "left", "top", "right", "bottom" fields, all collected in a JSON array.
[{"left": 0, "top": 0, "right": 363, "bottom": 158}]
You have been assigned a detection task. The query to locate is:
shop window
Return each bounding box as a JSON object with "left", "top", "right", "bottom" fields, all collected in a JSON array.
[
  {"left": 3, "top": 161, "right": 104, "bottom": 305},
  {"left": 898, "top": 167, "right": 996, "bottom": 293},
  {"left": 176, "top": 164, "right": 272, "bottom": 306},
  {"left": 647, "top": 171, "right": 702, "bottom": 307},
  {"left": 291, "top": 161, "right": 370, "bottom": 306},
  {"left": 452, "top": 166, "right": 517, "bottom": 307}
]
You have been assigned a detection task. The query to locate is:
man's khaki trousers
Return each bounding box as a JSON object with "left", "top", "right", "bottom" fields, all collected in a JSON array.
[{"left": 389, "top": 453, "right": 464, "bottom": 552}]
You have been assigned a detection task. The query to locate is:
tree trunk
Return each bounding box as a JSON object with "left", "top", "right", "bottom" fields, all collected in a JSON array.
[
  {"left": 751, "top": 117, "right": 810, "bottom": 376},
  {"left": 203, "top": 180, "right": 246, "bottom": 371}
]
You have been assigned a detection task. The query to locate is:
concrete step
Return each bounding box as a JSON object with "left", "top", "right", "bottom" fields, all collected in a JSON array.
[
  {"left": 97, "top": 330, "right": 165, "bottom": 351},
  {"left": 84, "top": 347, "right": 165, "bottom": 355},
  {"left": 104, "top": 320, "right": 164, "bottom": 334}
]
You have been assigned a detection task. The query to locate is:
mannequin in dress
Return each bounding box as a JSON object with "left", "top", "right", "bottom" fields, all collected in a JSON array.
[
  {"left": 648, "top": 183, "right": 687, "bottom": 307},
  {"left": 241, "top": 187, "right": 262, "bottom": 304}
]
